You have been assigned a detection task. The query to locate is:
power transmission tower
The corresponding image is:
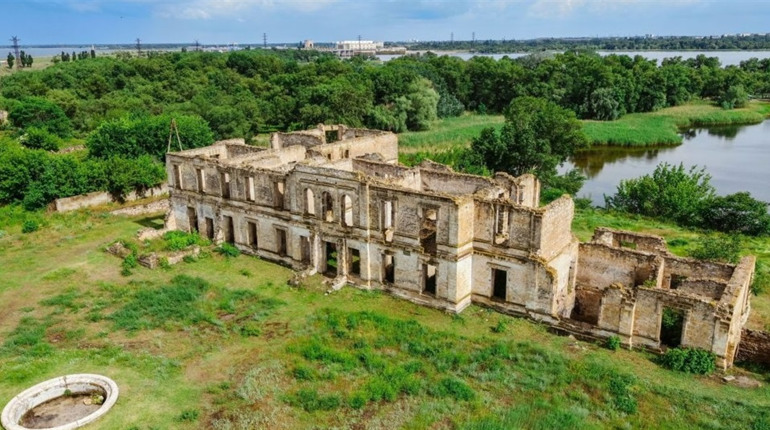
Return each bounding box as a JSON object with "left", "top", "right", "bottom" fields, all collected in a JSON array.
[
  {"left": 472, "top": 32, "right": 475, "bottom": 44},
  {"left": 450, "top": 32, "right": 454, "bottom": 43},
  {"left": 358, "top": 34, "right": 362, "bottom": 50},
  {"left": 10, "top": 36, "right": 20, "bottom": 70},
  {"left": 135, "top": 38, "right": 142, "bottom": 56},
  {"left": 167, "top": 118, "right": 183, "bottom": 153},
  {"left": 263, "top": 33, "right": 267, "bottom": 48},
  {"left": 194, "top": 40, "right": 201, "bottom": 52}
]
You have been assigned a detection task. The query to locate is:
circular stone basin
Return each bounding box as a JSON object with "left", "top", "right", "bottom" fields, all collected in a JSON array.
[{"left": 1, "top": 374, "right": 119, "bottom": 430}]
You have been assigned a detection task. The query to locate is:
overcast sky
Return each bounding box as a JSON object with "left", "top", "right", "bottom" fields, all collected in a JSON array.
[{"left": 3, "top": 0, "right": 770, "bottom": 45}]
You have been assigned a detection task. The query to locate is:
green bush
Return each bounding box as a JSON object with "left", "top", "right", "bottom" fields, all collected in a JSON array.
[
  {"left": 660, "top": 347, "right": 717, "bottom": 374},
  {"left": 605, "top": 336, "right": 621, "bottom": 351},
  {"left": 215, "top": 243, "right": 241, "bottom": 258},
  {"left": 606, "top": 162, "right": 715, "bottom": 226},
  {"left": 21, "top": 127, "right": 60, "bottom": 151},
  {"left": 21, "top": 219, "right": 39, "bottom": 233},
  {"left": 431, "top": 377, "right": 475, "bottom": 401},
  {"left": 121, "top": 254, "right": 138, "bottom": 270},
  {"left": 751, "top": 261, "right": 768, "bottom": 296},
  {"left": 608, "top": 373, "right": 637, "bottom": 414},
  {"left": 163, "top": 231, "right": 208, "bottom": 251},
  {"left": 688, "top": 235, "right": 742, "bottom": 264},
  {"left": 175, "top": 409, "right": 199, "bottom": 422}
]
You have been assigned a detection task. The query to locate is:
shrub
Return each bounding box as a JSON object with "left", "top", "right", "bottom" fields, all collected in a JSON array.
[
  {"left": 751, "top": 261, "right": 768, "bottom": 296},
  {"left": 660, "top": 347, "right": 716, "bottom": 374},
  {"left": 606, "top": 162, "right": 715, "bottom": 226},
  {"left": 163, "top": 231, "right": 208, "bottom": 251},
  {"left": 122, "top": 254, "right": 138, "bottom": 270},
  {"left": 491, "top": 320, "right": 507, "bottom": 334},
  {"left": 21, "top": 219, "right": 39, "bottom": 233},
  {"left": 21, "top": 127, "right": 60, "bottom": 151},
  {"left": 688, "top": 235, "right": 741, "bottom": 264},
  {"left": 215, "top": 243, "right": 241, "bottom": 258},
  {"left": 285, "top": 388, "right": 341, "bottom": 412},
  {"left": 608, "top": 373, "right": 637, "bottom": 414},
  {"left": 176, "top": 409, "right": 199, "bottom": 422},
  {"left": 605, "top": 336, "right": 621, "bottom": 351},
  {"left": 718, "top": 85, "right": 749, "bottom": 109},
  {"left": 431, "top": 377, "right": 475, "bottom": 401}
]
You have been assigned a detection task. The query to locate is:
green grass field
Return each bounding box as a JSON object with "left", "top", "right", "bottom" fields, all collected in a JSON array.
[
  {"left": 583, "top": 100, "right": 770, "bottom": 147},
  {"left": 0, "top": 205, "right": 769, "bottom": 429},
  {"left": 398, "top": 114, "right": 504, "bottom": 154}
]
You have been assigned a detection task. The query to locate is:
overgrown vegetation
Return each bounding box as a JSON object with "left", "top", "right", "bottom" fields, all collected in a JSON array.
[
  {"left": 0, "top": 210, "right": 769, "bottom": 428},
  {"left": 660, "top": 347, "right": 717, "bottom": 375}
]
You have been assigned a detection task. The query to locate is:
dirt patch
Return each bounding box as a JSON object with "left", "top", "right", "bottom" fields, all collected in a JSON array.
[{"left": 19, "top": 391, "right": 105, "bottom": 429}]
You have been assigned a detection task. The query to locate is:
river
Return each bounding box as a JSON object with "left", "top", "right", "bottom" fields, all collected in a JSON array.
[
  {"left": 564, "top": 120, "right": 770, "bottom": 206},
  {"left": 379, "top": 50, "right": 770, "bottom": 66}
]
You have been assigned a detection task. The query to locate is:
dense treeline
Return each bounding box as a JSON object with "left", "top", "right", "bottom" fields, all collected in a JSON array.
[
  {"left": 406, "top": 34, "right": 770, "bottom": 53},
  {"left": 2, "top": 48, "right": 770, "bottom": 209}
]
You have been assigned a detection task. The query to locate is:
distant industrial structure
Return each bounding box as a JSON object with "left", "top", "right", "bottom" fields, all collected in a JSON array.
[{"left": 303, "top": 39, "right": 406, "bottom": 58}]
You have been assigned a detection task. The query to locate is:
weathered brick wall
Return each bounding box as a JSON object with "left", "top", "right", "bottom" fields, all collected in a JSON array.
[{"left": 736, "top": 329, "right": 770, "bottom": 366}]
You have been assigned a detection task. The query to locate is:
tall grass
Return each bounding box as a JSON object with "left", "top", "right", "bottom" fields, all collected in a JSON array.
[
  {"left": 398, "top": 114, "right": 504, "bottom": 154},
  {"left": 584, "top": 100, "right": 769, "bottom": 147}
]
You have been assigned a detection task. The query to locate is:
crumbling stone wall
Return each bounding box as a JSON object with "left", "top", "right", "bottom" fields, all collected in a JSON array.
[
  {"left": 164, "top": 124, "right": 755, "bottom": 368},
  {"left": 736, "top": 329, "right": 770, "bottom": 366}
]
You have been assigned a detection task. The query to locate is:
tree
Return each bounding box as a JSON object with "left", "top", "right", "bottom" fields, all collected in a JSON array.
[
  {"left": 9, "top": 97, "right": 73, "bottom": 138},
  {"left": 699, "top": 192, "right": 770, "bottom": 236},
  {"left": 606, "top": 163, "right": 715, "bottom": 225},
  {"left": 86, "top": 114, "right": 214, "bottom": 160},
  {"left": 404, "top": 78, "right": 439, "bottom": 131},
  {"left": 718, "top": 85, "right": 749, "bottom": 109},
  {"left": 468, "top": 96, "right": 587, "bottom": 180},
  {"left": 6, "top": 52, "right": 14, "bottom": 69}
]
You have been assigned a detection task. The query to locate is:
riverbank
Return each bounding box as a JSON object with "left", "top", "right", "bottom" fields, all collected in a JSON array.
[{"left": 583, "top": 100, "right": 770, "bottom": 147}]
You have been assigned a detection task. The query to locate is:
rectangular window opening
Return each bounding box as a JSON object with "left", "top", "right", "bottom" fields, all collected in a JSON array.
[
  {"left": 224, "top": 216, "right": 234, "bottom": 244},
  {"left": 221, "top": 172, "right": 231, "bottom": 198},
  {"left": 274, "top": 181, "right": 285, "bottom": 209},
  {"left": 276, "top": 229, "right": 287, "bottom": 257},
  {"left": 247, "top": 221, "right": 258, "bottom": 250},
  {"left": 300, "top": 236, "right": 311, "bottom": 264},
  {"left": 660, "top": 307, "right": 685, "bottom": 348},
  {"left": 196, "top": 168, "right": 205, "bottom": 193},
  {"left": 420, "top": 207, "right": 438, "bottom": 256},
  {"left": 492, "top": 268, "right": 507, "bottom": 301},
  {"left": 187, "top": 207, "right": 198, "bottom": 233},
  {"left": 173, "top": 165, "right": 182, "bottom": 189},
  {"left": 325, "top": 241, "right": 338, "bottom": 277},
  {"left": 349, "top": 248, "right": 361, "bottom": 276},
  {"left": 382, "top": 254, "right": 395, "bottom": 284},
  {"left": 247, "top": 177, "right": 255, "bottom": 202},
  {"left": 205, "top": 217, "right": 214, "bottom": 240},
  {"left": 423, "top": 264, "right": 437, "bottom": 296}
]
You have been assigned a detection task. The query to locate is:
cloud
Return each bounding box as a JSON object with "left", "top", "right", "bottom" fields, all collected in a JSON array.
[
  {"left": 528, "top": 0, "right": 701, "bottom": 18},
  {"left": 155, "top": 0, "right": 340, "bottom": 20}
]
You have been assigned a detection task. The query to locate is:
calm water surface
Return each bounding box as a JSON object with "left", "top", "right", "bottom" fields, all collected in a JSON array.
[{"left": 565, "top": 120, "right": 770, "bottom": 206}]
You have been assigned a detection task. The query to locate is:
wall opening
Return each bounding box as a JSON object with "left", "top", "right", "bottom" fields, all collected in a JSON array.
[
  {"left": 247, "top": 221, "right": 258, "bottom": 250},
  {"left": 670, "top": 274, "right": 687, "bottom": 289},
  {"left": 274, "top": 181, "right": 285, "bottom": 209},
  {"left": 325, "top": 130, "right": 340, "bottom": 144},
  {"left": 382, "top": 200, "right": 395, "bottom": 242},
  {"left": 187, "top": 207, "right": 198, "bottom": 233},
  {"left": 423, "top": 264, "right": 437, "bottom": 296},
  {"left": 342, "top": 195, "right": 353, "bottom": 227},
  {"left": 420, "top": 208, "right": 438, "bottom": 256},
  {"left": 325, "top": 241, "right": 338, "bottom": 276},
  {"left": 305, "top": 188, "right": 315, "bottom": 215},
  {"left": 276, "top": 228, "right": 287, "bottom": 257},
  {"left": 494, "top": 204, "right": 509, "bottom": 244},
  {"left": 224, "top": 216, "right": 234, "bottom": 244},
  {"left": 221, "top": 172, "right": 230, "bottom": 198},
  {"left": 570, "top": 288, "right": 601, "bottom": 324},
  {"left": 492, "top": 268, "right": 507, "bottom": 301},
  {"left": 300, "top": 236, "right": 311, "bottom": 264},
  {"left": 322, "top": 192, "right": 334, "bottom": 222},
  {"left": 247, "top": 177, "right": 255, "bottom": 202},
  {"left": 660, "top": 307, "right": 685, "bottom": 348},
  {"left": 349, "top": 247, "right": 361, "bottom": 276},
  {"left": 196, "top": 168, "right": 205, "bottom": 193},
  {"left": 343, "top": 149, "right": 350, "bottom": 159},
  {"left": 382, "top": 254, "right": 394, "bottom": 284},
  {"left": 173, "top": 165, "right": 182, "bottom": 189},
  {"left": 205, "top": 217, "right": 214, "bottom": 240}
]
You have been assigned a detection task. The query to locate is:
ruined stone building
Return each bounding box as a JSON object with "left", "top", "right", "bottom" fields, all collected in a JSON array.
[{"left": 164, "top": 124, "right": 755, "bottom": 368}]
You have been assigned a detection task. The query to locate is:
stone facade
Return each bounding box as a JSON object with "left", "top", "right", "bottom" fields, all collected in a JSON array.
[{"left": 165, "top": 124, "right": 754, "bottom": 368}]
